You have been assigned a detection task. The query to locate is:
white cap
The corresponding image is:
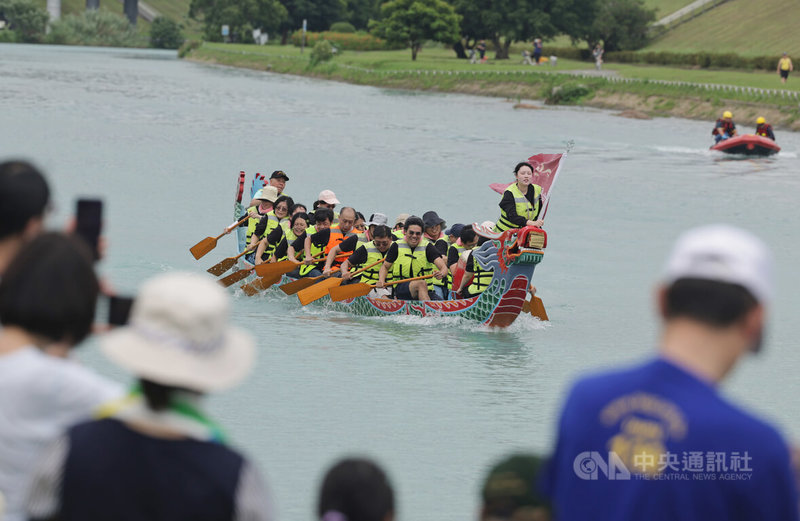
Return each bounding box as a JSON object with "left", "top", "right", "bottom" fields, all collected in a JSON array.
[
  {"left": 663, "top": 224, "right": 773, "bottom": 304},
  {"left": 318, "top": 190, "right": 340, "bottom": 205},
  {"left": 101, "top": 272, "right": 256, "bottom": 392}
]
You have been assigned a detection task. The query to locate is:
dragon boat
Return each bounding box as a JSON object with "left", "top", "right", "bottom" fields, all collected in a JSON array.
[{"left": 229, "top": 171, "right": 546, "bottom": 327}]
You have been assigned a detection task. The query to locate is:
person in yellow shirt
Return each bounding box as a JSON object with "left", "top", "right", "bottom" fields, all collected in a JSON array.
[{"left": 777, "top": 52, "right": 793, "bottom": 84}]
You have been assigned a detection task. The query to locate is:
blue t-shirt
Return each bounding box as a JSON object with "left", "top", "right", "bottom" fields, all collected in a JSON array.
[{"left": 541, "top": 357, "right": 798, "bottom": 521}]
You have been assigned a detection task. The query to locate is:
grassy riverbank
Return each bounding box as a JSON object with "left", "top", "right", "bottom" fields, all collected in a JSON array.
[{"left": 186, "top": 43, "right": 800, "bottom": 131}]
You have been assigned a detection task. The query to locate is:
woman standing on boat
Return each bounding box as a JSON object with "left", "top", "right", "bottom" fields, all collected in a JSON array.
[{"left": 494, "top": 161, "right": 544, "bottom": 232}]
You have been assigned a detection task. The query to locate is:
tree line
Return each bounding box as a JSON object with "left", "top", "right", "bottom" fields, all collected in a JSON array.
[{"left": 189, "top": 0, "right": 656, "bottom": 60}]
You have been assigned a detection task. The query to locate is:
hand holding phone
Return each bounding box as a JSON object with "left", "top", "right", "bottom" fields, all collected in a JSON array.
[{"left": 76, "top": 198, "right": 103, "bottom": 261}]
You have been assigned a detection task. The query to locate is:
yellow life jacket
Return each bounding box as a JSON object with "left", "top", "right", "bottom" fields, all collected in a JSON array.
[
  {"left": 495, "top": 183, "right": 542, "bottom": 232},
  {"left": 273, "top": 227, "right": 305, "bottom": 262},
  {"left": 354, "top": 241, "right": 390, "bottom": 285},
  {"left": 427, "top": 237, "right": 449, "bottom": 289},
  {"left": 258, "top": 211, "right": 284, "bottom": 260},
  {"left": 245, "top": 204, "right": 270, "bottom": 246},
  {"left": 446, "top": 244, "right": 466, "bottom": 288},
  {"left": 392, "top": 229, "right": 404, "bottom": 241},
  {"left": 392, "top": 238, "right": 434, "bottom": 288},
  {"left": 467, "top": 254, "right": 493, "bottom": 296},
  {"left": 299, "top": 228, "right": 345, "bottom": 276}
]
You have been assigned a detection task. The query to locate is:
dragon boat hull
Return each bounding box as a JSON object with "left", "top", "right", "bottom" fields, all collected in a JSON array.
[{"left": 229, "top": 172, "right": 545, "bottom": 327}]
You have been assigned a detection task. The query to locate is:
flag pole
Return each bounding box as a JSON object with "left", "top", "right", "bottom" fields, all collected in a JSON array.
[{"left": 539, "top": 140, "right": 573, "bottom": 222}]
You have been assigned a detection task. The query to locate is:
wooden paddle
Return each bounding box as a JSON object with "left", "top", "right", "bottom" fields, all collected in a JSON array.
[
  {"left": 207, "top": 246, "right": 256, "bottom": 277},
  {"left": 280, "top": 267, "right": 341, "bottom": 296},
  {"left": 297, "top": 276, "right": 345, "bottom": 306},
  {"left": 295, "top": 258, "right": 386, "bottom": 306},
  {"left": 329, "top": 274, "right": 434, "bottom": 302},
  {"left": 522, "top": 296, "right": 549, "bottom": 321},
  {"left": 253, "top": 252, "right": 328, "bottom": 278},
  {"left": 254, "top": 259, "right": 301, "bottom": 278},
  {"left": 240, "top": 273, "right": 282, "bottom": 297},
  {"left": 190, "top": 215, "right": 248, "bottom": 260},
  {"left": 218, "top": 268, "right": 253, "bottom": 288}
]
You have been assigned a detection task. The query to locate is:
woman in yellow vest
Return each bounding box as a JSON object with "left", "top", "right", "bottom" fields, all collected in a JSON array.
[
  {"left": 252, "top": 196, "right": 293, "bottom": 264},
  {"left": 270, "top": 212, "right": 309, "bottom": 262},
  {"left": 494, "top": 162, "right": 544, "bottom": 233}
]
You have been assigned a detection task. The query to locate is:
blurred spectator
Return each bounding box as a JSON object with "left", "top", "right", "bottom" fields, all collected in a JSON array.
[
  {"left": 0, "top": 233, "right": 122, "bottom": 521},
  {"left": 26, "top": 272, "right": 271, "bottom": 521},
  {"left": 0, "top": 160, "right": 50, "bottom": 276},
  {"left": 318, "top": 457, "right": 395, "bottom": 521},
  {"left": 541, "top": 225, "right": 798, "bottom": 521},
  {"left": 480, "top": 453, "right": 550, "bottom": 521}
]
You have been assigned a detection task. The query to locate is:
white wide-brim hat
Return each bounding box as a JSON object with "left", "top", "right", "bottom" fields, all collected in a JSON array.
[
  {"left": 662, "top": 224, "right": 773, "bottom": 304},
  {"left": 101, "top": 272, "right": 256, "bottom": 392}
]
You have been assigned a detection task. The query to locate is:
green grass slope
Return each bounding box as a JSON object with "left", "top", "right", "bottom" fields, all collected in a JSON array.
[{"left": 646, "top": 0, "right": 799, "bottom": 57}]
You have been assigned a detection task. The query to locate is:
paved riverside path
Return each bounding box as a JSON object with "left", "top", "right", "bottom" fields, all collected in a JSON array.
[{"left": 653, "top": 0, "right": 729, "bottom": 27}]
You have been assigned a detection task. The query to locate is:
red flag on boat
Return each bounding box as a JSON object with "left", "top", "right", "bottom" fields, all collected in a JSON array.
[{"left": 489, "top": 152, "right": 566, "bottom": 221}]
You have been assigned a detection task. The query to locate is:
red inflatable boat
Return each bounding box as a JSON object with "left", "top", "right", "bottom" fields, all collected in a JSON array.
[{"left": 710, "top": 134, "right": 780, "bottom": 156}]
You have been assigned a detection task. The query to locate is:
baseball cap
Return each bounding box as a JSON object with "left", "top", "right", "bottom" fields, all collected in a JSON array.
[
  {"left": 481, "top": 454, "right": 549, "bottom": 516},
  {"left": 445, "top": 223, "right": 465, "bottom": 237},
  {"left": 270, "top": 170, "right": 289, "bottom": 181},
  {"left": 318, "top": 190, "right": 340, "bottom": 205},
  {"left": 254, "top": 185, "right": 279, "bottom": 202},
  {"left": 366, "top": 213, "right": 388, "bottom": 227},
  {"left": 663, "top": 224, "right": 773, "bottom": 304}
]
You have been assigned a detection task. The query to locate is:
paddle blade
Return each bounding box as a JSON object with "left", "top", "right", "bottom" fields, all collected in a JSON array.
[
  {"left": 329, "top": 283, "right": 372, "bottom": 302},
  {"left": 297, "top": 278, "right": 342, "bottom": 306},
  {"left": 241, "top": 274, "right": 281, "bottom": 296},
  {"left": 255, "top": 260, "right": 297, "bottom": 278},
  {"left": 531, "top": 296, "right": 548, "bottom": 321},
  {"left": 279, "top": 276, "right": 320, "bottom": 295},
  {"left": 219, "top": 269, "right": 252, "bottom": 288},
  {"left": 190, "top": 237, "right": 217, "bottom": 260},
  {"left": 206, "top": 256, "right": 238, "bottom": 277}
]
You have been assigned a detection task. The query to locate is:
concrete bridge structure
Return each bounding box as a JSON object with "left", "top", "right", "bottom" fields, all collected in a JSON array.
[{"left": 46, "top": 0, "right": 160, "bottom": 25}]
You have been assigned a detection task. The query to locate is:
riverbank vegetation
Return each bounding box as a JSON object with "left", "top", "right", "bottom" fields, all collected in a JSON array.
[{"left": 185, "top": 43, "right": 800, "bottom": 130}]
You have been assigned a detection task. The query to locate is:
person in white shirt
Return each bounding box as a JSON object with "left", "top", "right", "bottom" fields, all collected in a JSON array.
[{"left": 0, "top": 232, "right": 122, "bottom": 521}]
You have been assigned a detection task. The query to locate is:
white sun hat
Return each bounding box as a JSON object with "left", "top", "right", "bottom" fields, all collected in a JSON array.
[
  {"left": 662, "top": 224, "right": 773, "bottom": 304},
  {"left": 318, "top": 189, "right": 341, "bottom": 205},
  {"left": 101, "top": 272, "right": 256, "bottom": 392}
]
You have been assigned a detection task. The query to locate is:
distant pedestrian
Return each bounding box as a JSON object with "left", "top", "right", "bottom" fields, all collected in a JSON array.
[
  {"left": 317, "top": 457, "right": 395, "bottom": 521},
  {"left": 592, "top": 44, "right": 604, "bottom": 70},
  {"left": 26, "top": 272, "right": 272, "bottom": 521},
  {"left": 541, "top": 225, "right": 799, "bottom": 521},
  {"left": 533, "top": 38, "right": 543, "bottom": 64},
  {"left": 777, "top": 52, "right": 793, "bottom": 83},
  {"left": 0, "top": 233, "right": 122, "bottom": 521}
]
